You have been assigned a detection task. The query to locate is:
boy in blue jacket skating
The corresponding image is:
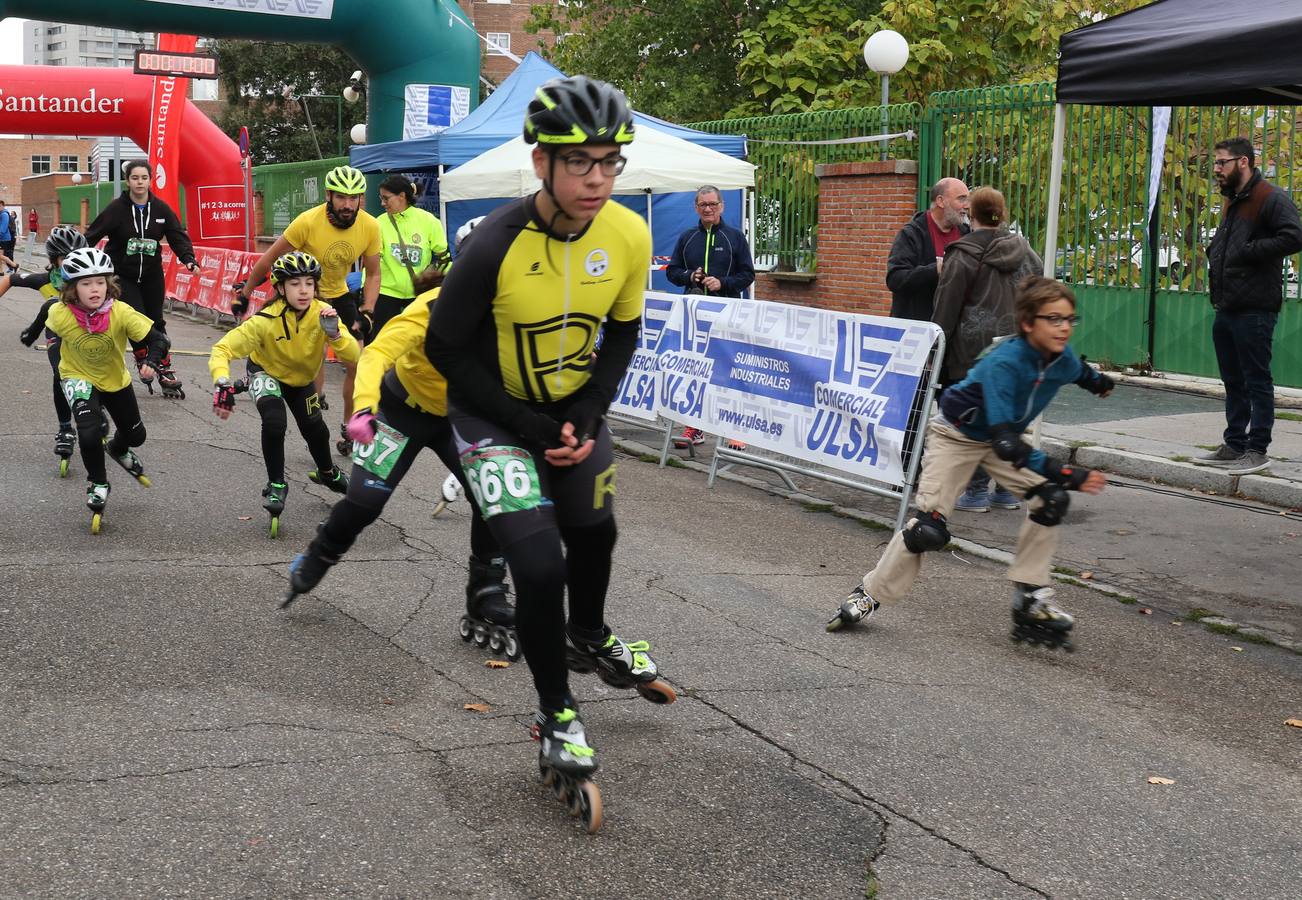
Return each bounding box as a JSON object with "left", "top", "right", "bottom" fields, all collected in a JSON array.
[{"left": 827, "top": 276, "right": 1113, "bottom": 650}]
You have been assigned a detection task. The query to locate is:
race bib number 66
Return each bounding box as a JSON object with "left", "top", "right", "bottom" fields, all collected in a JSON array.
[{"left": 461, "top": 445, "right": 542, "bottom": 518}]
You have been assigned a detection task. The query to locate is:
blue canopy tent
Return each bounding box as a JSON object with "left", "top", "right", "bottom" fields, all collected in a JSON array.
[{"left": 349, "top": 52, "right": 752, "bottom": 293}]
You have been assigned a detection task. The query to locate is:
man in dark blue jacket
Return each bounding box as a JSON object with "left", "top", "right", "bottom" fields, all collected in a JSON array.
[
  {"left": 667, "top": 185, "right": 755, "bottom": 449},
  {"left": 666, "top": 186, "right": 754, "bottom": 299},
  {"left": 1196, "top": 137, "right": 1302, "bottom": 476}
]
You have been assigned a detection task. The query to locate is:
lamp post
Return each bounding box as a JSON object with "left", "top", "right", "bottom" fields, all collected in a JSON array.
[
  {"left": 301, "top": 94, "right": 345, "bottom": 157},
  {"left": 863, "top": 30, "right": 910, "bottom": 161}
]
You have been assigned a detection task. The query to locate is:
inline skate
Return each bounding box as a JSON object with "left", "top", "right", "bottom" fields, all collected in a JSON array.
[
  {"left": 132, "top": 348, "right": 156, "bottom": 394},
  {"left": 458, "top": 555, "right": 519, "bottom": 660},
  {"left": 1010, "top": 583, "right": 1075, "bottom": 652},
  {"left": 54, "top": 426, "right": 75, "bottom": 477},
  {"left": 155, "top": 354, "right": 184, "bottom": 399},
  {"left": 432, "top": 472, "right": 462, "bottom": 517},
  {"left": 566, "top": 628, "right": 676, "bottom": 704},
  {"left": 262, "top": 481, "right": 288, "bottom": 539},
  {"left": 531, "top": 704, "right": 602, "bottom": 833},
  {"left": 86, "top": 481, "right": 110, "bottom": 534},
  {"left": 307, "top": 466, "right": 349, "bottom": 494},
  {"left": 282, "top": 523, "right": 346, "bottom": 608},
  {"left": 108, "top": 446, "right": 151, "bottom": 488},
  {"left": 825, "top": 584, "right": 880, "bottom": 632}
]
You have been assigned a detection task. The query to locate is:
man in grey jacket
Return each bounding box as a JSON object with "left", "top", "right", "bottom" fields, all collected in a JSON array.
[{"left": 1196, "top": 137, "right": 1302, "bottom": 476}]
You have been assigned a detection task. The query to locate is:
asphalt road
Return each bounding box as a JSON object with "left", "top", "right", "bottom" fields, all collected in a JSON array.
[{"left": 2, "top": 290, "right": 1299, "bottom": 899}]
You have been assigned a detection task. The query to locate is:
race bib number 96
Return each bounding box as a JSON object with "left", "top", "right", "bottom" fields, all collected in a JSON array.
[
  {"left": 247, "top": 372, "right": 283, "bottom": 401},
  {"left": 62, "top": 378, "right": 93, "bottom": 403},
  {"left": 351, "top": 421, "right": 408, "bottom": 481},
  {"left": 461, "top": 445, "right": 543, "bottom": 518}
]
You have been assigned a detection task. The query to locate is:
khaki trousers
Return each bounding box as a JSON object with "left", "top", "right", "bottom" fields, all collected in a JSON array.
[{"left": 863, "top": 419, "right": 1057, "bottom": 602}]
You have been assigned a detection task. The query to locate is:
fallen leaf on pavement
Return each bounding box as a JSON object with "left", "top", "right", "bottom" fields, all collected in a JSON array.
[
  {"left": 1285, "top": 719, "right": 1302, "bottom": 729},
  {"left": 238, "top": 516, "right": 252, "bottom": 521},
  {"left": 1139, "top": 607, "right": 1153, "bottom": 615},
  {"left": 485, "top": 660, "right": 510, "bottom": 669},
  {"left": 463, "top": 703, "right": 491, "bottom": 713},
  {"left": 1081, "top": 571, "right": 1094, "bottom": 580},
  {"left": 1232, "top": 647, "right": 1243, "bottom": 652},
  {"left": 1147, "top": 776, "right": 1176, "bottom": 785},
  {"left": 1170, "top": 620, "right": 1182, "bottom": 626}
]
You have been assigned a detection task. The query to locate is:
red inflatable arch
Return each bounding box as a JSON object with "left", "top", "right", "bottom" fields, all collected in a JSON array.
[{"left": 0, "top": 65, "right": 245, "bottom": 249}]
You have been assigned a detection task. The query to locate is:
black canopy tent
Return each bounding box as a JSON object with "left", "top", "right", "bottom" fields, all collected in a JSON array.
[
  {"left": 1056, "top": 0, "right": 1302, "bottom": 107},
  {"left": 1043, "top": 0, "right": 1302, "bottom": 277}
]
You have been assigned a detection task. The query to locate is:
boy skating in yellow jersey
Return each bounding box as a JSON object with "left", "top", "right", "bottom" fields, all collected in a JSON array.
[
  {"left": 210, "top": 251, "right": 359, "bottom": 538},
  {"left": 43, "top": 247, "right": 170, "bottom": 533},
  {"left": 280, "top": 260, "right": 511, "bottom": 654}
]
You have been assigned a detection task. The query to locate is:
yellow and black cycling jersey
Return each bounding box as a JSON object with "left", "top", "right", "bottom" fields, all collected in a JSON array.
[
  {"left": 209, "top": 296, "right": 360, "bottom": 388},
  {"left": 46, "top": 301, "right": 160, "bottom": 392},
  {"left": 282, "top": 204, "right": 382, "bottom": 300},
  {"left": 354, "top": 289, "right": 447, "bottom": 416},
  {"left": 424, "top": 195, "right": 648, "bottom": 435}
]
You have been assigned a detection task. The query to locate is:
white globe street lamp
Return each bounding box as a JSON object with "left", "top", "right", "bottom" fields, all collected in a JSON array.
[
  {"left": 350, "top": 123, "right": 368, "bottom": 145},
  {"left": 863, "top": 30, "right": 910, "bottom": 160},
  {"left": 71, "top": 173, "right": 84, "bottom": 185}
]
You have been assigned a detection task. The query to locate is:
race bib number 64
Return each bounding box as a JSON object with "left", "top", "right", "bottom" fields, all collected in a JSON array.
[
  {"left": 62, "top": 378, "right": 93, "bottom": 403},
  {"left": 461, "top": 445, "right": 543, "bottom": 518}
]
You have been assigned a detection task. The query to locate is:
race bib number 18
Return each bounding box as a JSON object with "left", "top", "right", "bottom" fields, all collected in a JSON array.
[
  {"left": 461, "top": 445, "right": 543, "bottom": 518},
  {"left": 351, "top": 421, "right": 408, "bottom": 481},
  {"left": 62, "top": 378, "right": 93, "bottom": 403}
]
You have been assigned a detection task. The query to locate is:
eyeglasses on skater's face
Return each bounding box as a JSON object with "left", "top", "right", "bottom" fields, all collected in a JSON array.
[
  {"left": 1212, "top": 156, "right": 1243, "bottom": 169},
  {"left": 558, "top": 152, "right": 627, "bottom": 177},
  {"left": 1035, "top": 314, "right": 1080, "bottom": 327}
]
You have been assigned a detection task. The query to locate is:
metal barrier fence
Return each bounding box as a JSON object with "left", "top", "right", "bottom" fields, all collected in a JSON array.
[{"left": 690, "top": 104, "right": 922, "bottom": 273}]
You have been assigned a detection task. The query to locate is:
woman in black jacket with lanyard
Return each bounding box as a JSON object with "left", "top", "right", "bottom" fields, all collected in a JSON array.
[{"left": 86, "top": 159, "right": 200, "bottom": 398}]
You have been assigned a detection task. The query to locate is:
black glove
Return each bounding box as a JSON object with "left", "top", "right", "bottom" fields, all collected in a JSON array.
[
  {"left": 20, "top": 325, "right": 39, "bottom": 347},
  {"left": 511, "top": 409, "right": 563, "bottom": 450},
  {"left": 214, "top": 379, "right": 236, "bottom": 413},
  {"left": 231, "top": 281, "right": 250, "bottom": 317},
  {"left": 563, "top": 391, "right": 607, "bottom": 444},
  {"left": 351, "top": 309, "right": 374, "bottom": 342},
  {"left": 1089, "top": 371, "right": 1116, "bottom": 396},
  {"left": 1043, "top": 460, "right": 1091, "bottom": 490}
]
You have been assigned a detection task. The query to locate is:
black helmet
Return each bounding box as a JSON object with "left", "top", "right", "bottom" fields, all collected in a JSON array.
[
  {"left": 270, "top": 250, "right": 323, "bottom": 284},
  {"left": 46, "top": 224, "right": 88, "bottom": 261},
  {"left": 523, "top": 76, "right": 634, "bottom": 147}
]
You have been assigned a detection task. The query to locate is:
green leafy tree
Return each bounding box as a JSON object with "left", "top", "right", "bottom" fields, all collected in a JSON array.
[
  {"left": 525, "top": 0, "right": 772, "bottom": 122},
  {"left": 211, "top": 39, "right": 366, "bottom": 164}
]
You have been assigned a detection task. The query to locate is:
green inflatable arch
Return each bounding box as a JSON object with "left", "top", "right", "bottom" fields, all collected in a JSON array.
[{"left": 0, "top": 0, "right": 480, "bottom": 148}]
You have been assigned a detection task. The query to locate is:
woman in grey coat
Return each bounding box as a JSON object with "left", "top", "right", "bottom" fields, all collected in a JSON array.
[{"left": 932, "top": 186, "right": 1042, "bottom": 512}]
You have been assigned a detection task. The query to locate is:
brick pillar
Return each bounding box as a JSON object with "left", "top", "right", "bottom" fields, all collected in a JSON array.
[{"left": 755, "top": 160, "right": 919, "bottom": 316}]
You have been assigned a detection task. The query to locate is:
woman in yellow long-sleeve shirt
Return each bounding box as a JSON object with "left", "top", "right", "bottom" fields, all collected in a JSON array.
[
  {"left": 281, "top": 280, "right": 513, "bottom": 657},
  {"left": 209, "top": 251, "right": 358, "bottom": 536}
]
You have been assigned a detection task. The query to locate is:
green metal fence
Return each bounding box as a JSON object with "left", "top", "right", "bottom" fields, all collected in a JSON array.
[
  {"left": 252, "top": 155, "right": 348, "bottom": 234},
  {"left": 698, "top": 86, "right": 1302, "bottom": 386},
  {"left": 691, "top": 104, "right": 922, "bottom": 272},
  {"left": 59, "top": 181, "right": 188, "bottom": 225}
]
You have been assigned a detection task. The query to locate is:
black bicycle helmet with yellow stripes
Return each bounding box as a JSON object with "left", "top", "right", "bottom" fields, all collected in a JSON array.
[
  {"left": 270, "top": 250, "right": 323, "bottom": 284},
  {"left": 524, "top": 76, "right": 634, "bottom": 147}
]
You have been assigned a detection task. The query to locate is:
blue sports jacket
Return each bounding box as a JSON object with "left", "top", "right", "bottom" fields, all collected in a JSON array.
[
  {"left": 939, "top": 335, "right": 1106, "bottom": 477},
  {"left": 666, "top": 220, "right": 755, "bottom": 298}
]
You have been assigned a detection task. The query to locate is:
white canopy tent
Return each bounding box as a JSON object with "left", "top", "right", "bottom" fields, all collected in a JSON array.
[
  {"left": 438, "top": 123, "right": 756, "bottom": 202},
  {"left": 439, "top": 124, "right": 757, "bottom": 288}
]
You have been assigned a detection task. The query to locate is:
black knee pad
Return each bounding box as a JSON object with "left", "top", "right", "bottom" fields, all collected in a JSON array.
[
  {"left": 1025, "top": 482, "right": 1070, "bottom": 526},
  {"left": 257, "top": 398, "right": 288, "bottom": 437},
  {"left": 902, "top": 509, "right": 950, "bottom": 553},
  {"left": 72, "top": 402, "right": 103, "bottom": 441},
  {"left": 503, "top": 533, "right": 568, "bottom": 598},
  {"left": 123, "top": 421, "right": 146, "bottom": 448},
  {"left": 561, "top": 517, "right": 618, "bottom": 558}
]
